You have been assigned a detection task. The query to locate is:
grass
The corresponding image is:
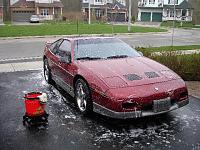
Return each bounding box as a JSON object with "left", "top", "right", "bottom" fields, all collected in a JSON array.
[
  {"left": 194, "top": 25, "right": 200, "bottom": 28},
  {"left": 161, "top": 21, "right": 195, "bottom": 28},
  {"left": 0, "top": 22, "right": 167, "bottom": 37},
  {"left": 136, "top": 45, "right": 200, "bottom": 81}
]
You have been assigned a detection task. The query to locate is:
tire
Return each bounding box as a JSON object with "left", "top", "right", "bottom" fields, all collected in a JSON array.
[
  {"left": 43, "top": 59, "right": 53, "bottom": 84},
  {"left": 75, "top": 79, "right": 93, "bottom": 115}
]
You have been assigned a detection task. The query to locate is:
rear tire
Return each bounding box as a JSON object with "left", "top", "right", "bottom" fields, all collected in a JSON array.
[
  {"left": 43, "top": 59, "right": 53, "bottom": 84},
  {"left": 75, "top": 79, "right": 93, "bottom": 116}
]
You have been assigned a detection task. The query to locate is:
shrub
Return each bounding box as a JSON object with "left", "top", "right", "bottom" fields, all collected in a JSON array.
[
  {"left": 138, "top": 49, "right": 200, "bottom": 81},
  {"left": 161, "top": 21, "right": 195, "bottom": 28},
  {"left": 62, "top": 11, "right": 84, "bottom": 22}
]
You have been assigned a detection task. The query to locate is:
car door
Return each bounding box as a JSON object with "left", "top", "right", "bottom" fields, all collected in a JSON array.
[
  {"left": 56, "top": 40, "right": 75, "bottom": 96},
  {"left": 47, "top": 39, "right": 63, "bottom": 76}
]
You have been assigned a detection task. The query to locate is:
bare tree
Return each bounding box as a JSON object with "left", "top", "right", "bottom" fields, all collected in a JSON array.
[{"left": 189, "top": 0, "right": 200, "bottom": 24}]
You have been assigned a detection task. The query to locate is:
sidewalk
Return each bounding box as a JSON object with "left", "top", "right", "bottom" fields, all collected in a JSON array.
[
  {"left": 0, "top": 61, "right": 42, "bottom": 72},
  {"left": 0, "top": 61, "right": 199, "bottom": 99}
]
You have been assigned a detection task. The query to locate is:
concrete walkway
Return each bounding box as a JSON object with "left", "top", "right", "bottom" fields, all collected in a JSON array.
[
  {"left": 0, "top": 61, "right": 199, "bottom": 99},
  {"left": 0, "top": 61, "right": 42, "bottom": 72}
]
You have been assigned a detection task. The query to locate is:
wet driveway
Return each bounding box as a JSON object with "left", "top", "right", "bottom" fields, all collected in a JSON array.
[{"left": 0, "top": 70, "right": 200, "bottom": 150}]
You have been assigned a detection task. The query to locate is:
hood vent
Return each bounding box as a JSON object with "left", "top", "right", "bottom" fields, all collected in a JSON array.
[
  {"left": 124, "top": 74, "right": 142, "bottom": 81},
  {"left": 145, "top": 72, "right": 160, "bottom": 78}
]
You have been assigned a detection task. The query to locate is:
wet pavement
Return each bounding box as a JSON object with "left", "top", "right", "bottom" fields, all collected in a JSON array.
[{"left": 0, "top": 70, "right": 200, "bottom": 150}]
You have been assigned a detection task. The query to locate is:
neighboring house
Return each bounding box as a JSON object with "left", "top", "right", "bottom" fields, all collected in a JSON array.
[
  {"left": 107, "top": 1, "right": 128, "bottom": 22},
  {"left": 0, "top": 0, "right": 3, "bottom": 22},
  {"left": 138, "top": 0, "right": 193, "bottom": 22},
  {"left": 82, "top": 0, "right": 128, "bottom": 22},
  {"left": 10, "top": 0, "right": 64, "bottom": 22}
]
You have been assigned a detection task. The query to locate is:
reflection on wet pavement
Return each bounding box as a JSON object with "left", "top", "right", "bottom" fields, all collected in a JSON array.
[{"left": 0, "top": 70, "right": 200, "bottom": 150}]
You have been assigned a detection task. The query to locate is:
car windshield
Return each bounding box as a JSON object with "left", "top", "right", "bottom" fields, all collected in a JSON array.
[
  {"left": 74, "top": 38, "right": 141, "bottom": 60},
  {"left": 31, "top": 15, "right": 38, "bottom": 18}
]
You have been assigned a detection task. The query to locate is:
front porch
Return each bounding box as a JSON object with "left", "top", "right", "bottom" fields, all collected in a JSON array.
[
  {"left": 36, "top": 7, "right": 63, "bottom": 21},
  {"left": 163, "top": 8, "right": 193, "bottom": 22}
]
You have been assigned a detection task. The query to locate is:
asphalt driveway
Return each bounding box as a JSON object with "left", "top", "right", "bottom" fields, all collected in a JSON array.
[{"left": 0, "top": 70, "right": 200, "bottom": 150}]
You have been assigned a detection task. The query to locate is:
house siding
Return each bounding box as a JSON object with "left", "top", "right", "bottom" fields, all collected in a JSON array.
[
  {"left": 138, "top": 0, "right": 193, "bottom": 22},
  {"left": 0, "top": 7, "right": 3, "bottom": 20}
]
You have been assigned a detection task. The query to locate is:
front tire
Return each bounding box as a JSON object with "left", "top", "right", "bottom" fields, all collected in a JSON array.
[
  {"left": 75, "top": 79, "right": 93, "bottom": 115},
  {"left": 43, "top": 59, "right": 53, "bottom": 84}
]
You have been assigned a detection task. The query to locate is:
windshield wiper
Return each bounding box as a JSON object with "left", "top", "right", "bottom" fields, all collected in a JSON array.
[
  {"left": 107, "top": 55, "right": 129, "bottom": 59},
  {"left": 76, "top": 57, "right": 102, "bottom": 60}
]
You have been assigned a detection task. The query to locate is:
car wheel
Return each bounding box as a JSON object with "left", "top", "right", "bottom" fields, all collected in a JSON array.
[
  {"left": 43, "top": 59, "right": 53, "bottom": 84},
  {"left": 75, "top": 79, "right": 93, "bottom": 115}
]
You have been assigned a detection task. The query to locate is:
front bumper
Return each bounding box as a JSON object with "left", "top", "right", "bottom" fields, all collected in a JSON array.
[{"left": 93, "top": 99, "right": 189, "bottom": 119}]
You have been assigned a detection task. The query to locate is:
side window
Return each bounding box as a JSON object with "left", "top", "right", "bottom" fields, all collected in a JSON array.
[
  {"left": 50, "top": 39, "right": 63, "bottom": 54},
  {"left": 58, "top": 40, "right": 71, "bottom": 57}
]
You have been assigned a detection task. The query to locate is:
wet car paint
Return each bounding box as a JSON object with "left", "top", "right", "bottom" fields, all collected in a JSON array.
[{"left": 0, "top": 70, "right": 200, "bottom": 150}]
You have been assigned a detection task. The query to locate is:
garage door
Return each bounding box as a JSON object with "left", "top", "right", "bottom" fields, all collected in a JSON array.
[
  {"left": 13, "top": 11, "right": 35, "bottom": 22},
  {"left": 152, "top": 13, "right": 162, "bottom": 22},
  {"left": 107, "top": 13, "right": 126, "bottom": 22},
  {"left": 141, "top": 12, "right": 151, "bottom": 22}
]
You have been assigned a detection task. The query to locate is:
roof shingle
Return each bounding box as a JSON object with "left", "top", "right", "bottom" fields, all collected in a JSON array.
[
  {"left": 164, "top": 0, "right": 193, "bottom": 9},
  {"left": 11, "top": 0, "right": 35, "bottom": 8},
  {"left": 11, "top": 0, "right": 64, "bottom": 8},
  {"left": 35, "top": 1, "right": 64, "bottom": 8}
]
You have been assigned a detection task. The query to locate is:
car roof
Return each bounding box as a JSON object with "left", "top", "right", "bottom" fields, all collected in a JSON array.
[{"left": 63, "top": 36, "right": 115, "bottom": 42}]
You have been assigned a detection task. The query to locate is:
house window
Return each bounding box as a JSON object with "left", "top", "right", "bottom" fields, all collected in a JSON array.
[
  {"left": 95, "top": 0, "right": 102, "bottom": 2},
  {"left": 143, "top": 0, "right": 147, "bottom": 4},
  {"left": 95, "top": 9, "right": 102, "bottom": 18},
  {"left": 168, "top": 0, "right": 178, "bottom": 4},
  {"left": 167, "top": 9, "right": 170, "bottom": 17},
  {"left": 149, "top": 0, "right": 155, "bottom": 4},
  {"left": 187, "top": 10, "right": 191, "bottom": 16},
  {"left": 41, "top": 9, "right": 49, "bottom": 16},
  {"left": 170, "top": 10, "right": 175, "bottom": 17}
]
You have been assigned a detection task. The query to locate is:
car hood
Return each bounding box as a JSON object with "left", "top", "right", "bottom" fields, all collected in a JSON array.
[{"left": 78, "top": 57, "right": 181, "bottom": 88}]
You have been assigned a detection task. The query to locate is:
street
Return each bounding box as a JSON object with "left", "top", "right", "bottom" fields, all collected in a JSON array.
[
  {"left": 0, "top": 28, "right": 200, "bottom": 60},
  {"left": 0, "top": 70, "right": 200, "bottom": 150}
]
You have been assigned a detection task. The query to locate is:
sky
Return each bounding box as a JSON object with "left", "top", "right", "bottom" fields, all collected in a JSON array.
[{"left": 10, "top": 0, "right": 18, "bottom": 5}]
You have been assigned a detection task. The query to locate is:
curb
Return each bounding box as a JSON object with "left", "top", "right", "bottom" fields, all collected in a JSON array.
[{"left": 0, "top": 56, "right": 42, "bottom": 64}]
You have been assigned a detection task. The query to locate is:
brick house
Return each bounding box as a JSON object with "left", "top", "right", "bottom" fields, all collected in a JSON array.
[
  {"left": 82, "top": 0, "right": 128, "bottom": 22},
  {"left": 0, "top": 0, "right": 3, "bottom": 22},
  {"left": 10, "top": 0, "right": 64, "bottom": 22}
]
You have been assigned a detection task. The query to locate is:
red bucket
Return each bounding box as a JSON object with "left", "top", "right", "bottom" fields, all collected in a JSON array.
[{"left": 24, "top": 92, "right": 45, "bottom": 117}]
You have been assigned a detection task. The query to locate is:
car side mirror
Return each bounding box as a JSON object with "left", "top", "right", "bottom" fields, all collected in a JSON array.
[
  {"left": 59, "top": 55, "right": 71, "bottom": 64},
  {"left": 138, "top": 51, "right": 143, "bottom": 56}
]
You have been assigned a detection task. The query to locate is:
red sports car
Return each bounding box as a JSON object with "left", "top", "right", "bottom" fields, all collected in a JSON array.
[{"left": 43, "top": 37, "right": 189, "bottom": 119}]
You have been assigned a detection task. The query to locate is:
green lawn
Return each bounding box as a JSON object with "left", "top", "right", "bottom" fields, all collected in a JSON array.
[
  {"left": 0, "top": 22, "right": 167, "bottom": 37},
  {"left": 194, "top": 25, "right": 200, "bottom": 28},
  {"left": 161, "top": 21, "right": 195, "bottom": 28},
  {"left": 136, "top": 45, "right": 200, "bottom": 54}
]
